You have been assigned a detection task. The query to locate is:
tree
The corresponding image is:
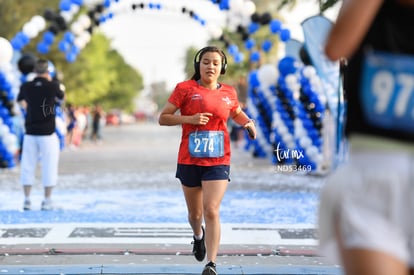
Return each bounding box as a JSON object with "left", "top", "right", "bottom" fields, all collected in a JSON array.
[{"left": 0, "top": 0, "right": 144, "bottom": 112}]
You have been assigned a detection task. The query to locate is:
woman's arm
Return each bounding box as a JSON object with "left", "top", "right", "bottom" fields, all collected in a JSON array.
[
  {"left": 231, "top": 106, "right": 257, "bottom": 139},
  {"left": 325, "top": 0, "right": 384, "bottom": 61},
  {"left": 158, "top": 102, "right": 212, "bottom": 126}
]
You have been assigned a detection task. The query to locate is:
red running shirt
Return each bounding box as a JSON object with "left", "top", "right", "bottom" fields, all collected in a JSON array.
[{"left": 168, "top": 80, "right": 240, "bottom": 166}]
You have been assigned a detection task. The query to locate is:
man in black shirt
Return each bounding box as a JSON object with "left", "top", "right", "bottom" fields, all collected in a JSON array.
[{"left": 17, "top": 59, "right": 64, "bottom": 211}]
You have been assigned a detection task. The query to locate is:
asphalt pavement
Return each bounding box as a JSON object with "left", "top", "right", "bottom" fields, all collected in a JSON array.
[{"left": 0, "top": 122, "right": 343, "bottom": 275}]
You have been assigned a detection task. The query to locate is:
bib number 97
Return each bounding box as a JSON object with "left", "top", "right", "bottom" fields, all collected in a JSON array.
[{"left": 361, "top": 51, "right": 414, "bottom": 132}]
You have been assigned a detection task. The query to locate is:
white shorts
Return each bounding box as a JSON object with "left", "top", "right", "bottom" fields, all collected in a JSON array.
[
  {"left": 318, "top": 135, "right": 414, "bottom": 266},
  {"left": 20, "top": 133, "right": 60, "bottom": 187}
]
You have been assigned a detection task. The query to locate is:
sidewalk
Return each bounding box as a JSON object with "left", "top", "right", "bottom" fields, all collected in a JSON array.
[{"left": 0, "top": 123, "right": 342, "bottom": 274}]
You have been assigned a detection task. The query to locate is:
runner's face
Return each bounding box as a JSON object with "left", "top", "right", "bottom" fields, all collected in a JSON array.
[{"left": 199, "top": 52, "right": 222, "bottom": 83}]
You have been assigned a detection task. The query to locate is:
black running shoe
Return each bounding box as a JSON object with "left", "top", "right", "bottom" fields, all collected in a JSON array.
[
  {"left": 202, "top": 261, "right": 217, "bottom": 275},
  {"left": 192, "top": 225, "right": 206, "bottom": 261}
]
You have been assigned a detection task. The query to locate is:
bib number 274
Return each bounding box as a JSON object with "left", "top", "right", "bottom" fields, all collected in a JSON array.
[{"left": 189, "top": 131, "right": 224, "bottom": 158}]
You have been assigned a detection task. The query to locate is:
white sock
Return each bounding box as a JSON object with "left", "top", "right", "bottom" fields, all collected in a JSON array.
[{"left": 194, "top": 230, "right": 203, "bottom": 240}]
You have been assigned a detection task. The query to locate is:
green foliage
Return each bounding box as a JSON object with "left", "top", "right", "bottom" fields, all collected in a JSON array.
[
  {"left": 0, "top": 0, "right": 60, "bottom": 40},
  {"left": 60, "top": 32, "right": 143, "bottom": 112},
  {"left": 0, "top": 0, "right": 144, "bottom": 113}
]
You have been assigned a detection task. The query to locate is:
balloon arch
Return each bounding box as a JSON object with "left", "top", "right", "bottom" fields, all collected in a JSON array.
[{"left": 0, "top": 0, "right": 345, "bottom": 175}]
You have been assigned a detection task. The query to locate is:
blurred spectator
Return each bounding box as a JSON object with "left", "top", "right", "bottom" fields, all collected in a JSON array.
[{"left": 90, "top": 104, "right": 105, "bottom": 143}]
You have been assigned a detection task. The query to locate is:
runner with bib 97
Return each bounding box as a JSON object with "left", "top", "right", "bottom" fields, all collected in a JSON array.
[
  {"left": 318, "top": 1, "right": 414, "bottom": 275},
  {"left": 159, "top": 46, "right": 256, "bottom": 275}
]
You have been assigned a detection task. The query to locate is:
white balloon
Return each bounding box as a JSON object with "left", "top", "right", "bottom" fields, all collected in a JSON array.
[
  {"left": 239, "top": 15, "right": 252, "bottom": 27},
  {"left": 295, "top": 126, "right": 306, "bottom": 139},
  {"left": 0, "top": 62, "right": 13, "bottom": 74},
  {"left": 242, "top": 1, "right": 256, "bottom": 16},
  {"left": 69, "top": 4, "right": 80, "bottom": 15},
  {"left": 293, "top": 118, "right": 303, "bottom": 129},
  {"left": 314, "top": 153, "right": 324, "bottom": 165},
  {"left": 302, "top": 65, "right": 316, "bottom": 78},
  {"left": 80, "top": 31, "right": 91, "bottom": 44},
  {"left": 0, "top": 37, "right": 13, "bottom": 66},
  {"left": 282, "top": 132, "right": 293, "bottom": 144},
  {"left": 299, "top": 136, "right": 312, "bottom": 148},
  {"left": 306, "top": 145, "right": 319, "bottom": 158},
  {"left": 278, "top": 124, "right": 288, "bottom": 135},
  {"left": 3, "top": 133, "right": 17, "bottom": 147},
  {"left": 207, "top": 24, "right": 223, "bottom": 39},
  {"left": 229, "top": 0, "right": 244, "bottom": 13},
  {"left": 0, "top": 124, "right": 10, "bottom": 136},
  {"left": 257, "top": 64, "right": 278, "bottom": 88},
  {"left": 60, "top": 11, "right": 74, "bottom": 23},
  {"left": 22, "top": 22, "right": 39, "bottom": 38},
  {"left": 56, "top": 117, "right": 67, "bottom": 135},
  {"left": 287, "top": 141, "right": 296, "bottom": 149},
  {"left": 74, "top": 37, "right": 83, "bottom": 49},
  {"left": 285, "top": 74, "right": 297, "bottom": 89},
  {"left": 71, "top": 22, "right": 84, "bottom": 35},
  {"left": 226, "top": 15, "right": 242, "bottom": 32},
  {"left": 26, "top": 72, "right": 37, "bottom": 82},
  {"left": 31, "top": 15, "right": 46, "bottom": 31},
  {"left": 78, "top": 14, "right": 92, "bottom": 28}
]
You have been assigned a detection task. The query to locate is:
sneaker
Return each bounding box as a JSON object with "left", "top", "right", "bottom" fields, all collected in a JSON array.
[
  {"left": 23, "top": 200, "right": 31, "bottom": 211},
  {"left": 41, "top": 200, "right": 54, "bottom": 211},
  {"left": 192, "top": 225, "right": 206, "bottom": 261},
  {"left": 202, "top": 261, "right": 217, "bottom": 275}
]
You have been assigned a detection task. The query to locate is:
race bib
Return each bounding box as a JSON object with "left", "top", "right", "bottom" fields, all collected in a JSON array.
[
  {"left": 188, "top": 131, "right": 224, "bottom": 158},
  {"left": 361, "top": 51, "right": 414, "bottom": 132}
]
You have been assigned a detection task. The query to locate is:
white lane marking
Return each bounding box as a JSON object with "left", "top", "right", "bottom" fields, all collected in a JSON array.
[{"left": 0, "top": 223, "right": 317, "bottom": 246}]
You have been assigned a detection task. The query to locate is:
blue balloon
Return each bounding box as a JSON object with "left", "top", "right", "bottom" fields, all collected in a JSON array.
[
  {"left": 0, "top": 72, "right": 5, "bottom": 85},
  {"left": 280, "top": 29, "right": 291, "bottom": 42},
  {"left": 71, "top": 0, "right": 83, "bottom": 5},
  {"left": 227, "top": 44, "right": 239, "bottom": 56},
  {"left": 244, "top": 38, "right": 255, "bottom": 50},
  {"left": 250, "top": 51, "right": 260, "bottom": 62},
  {"left": 261, "top": 40, "right": 272, "bottom": 52},
  {"left": 11, "top": 32, "right": 30, "bottom": 51},
  {"left": 48, "top": 61, "right": 56, "bottom": 78},
  {"left": 0, "top": 106, "right": 8, "bottom": 118},
  {"left": 43, "top": 31, "right": 55, "bottom": 45},
  {"left": 2, "top": 81, "right": 11, "bottom": 93},
  {"left": 66, "top": 52, "right": 77, "bottom": 63},
  {"left": 71, "top": 45, "right": 80, "bottom": 55},
  {"left": 278, "top": 56, "right": 297, "bottom": 76},
  {"left": 248, "top": 22, "right": 260, "bottom": 34},
  {"left": 37, "top": 42, "right": 49, "bottom": 54},
  {"left": 16, "top": 32, "right": 30, "bottom": 46},
  {"left": 248, "top": 71, "right": 260, "bottom": 88},
  {"left": 58, "top": 40, "right": 70, "bottom": 52},
  {"left": 219, "top": 0, "right": 230, "bottom": 10},
  {"left": 10, "top": 38, "right": 24, "bottom": 51},
  {"left": 270, "top": 19, "right": 281, "bottom": 34},
  {"left": 60, "top": 0, "right": 72, "bottom": 11},
  {"left": 63, "top": 31, "right": 75, "bottom": 43},
  {"left": 234, "top": 52, "right": 244, "bottom": 63}
]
